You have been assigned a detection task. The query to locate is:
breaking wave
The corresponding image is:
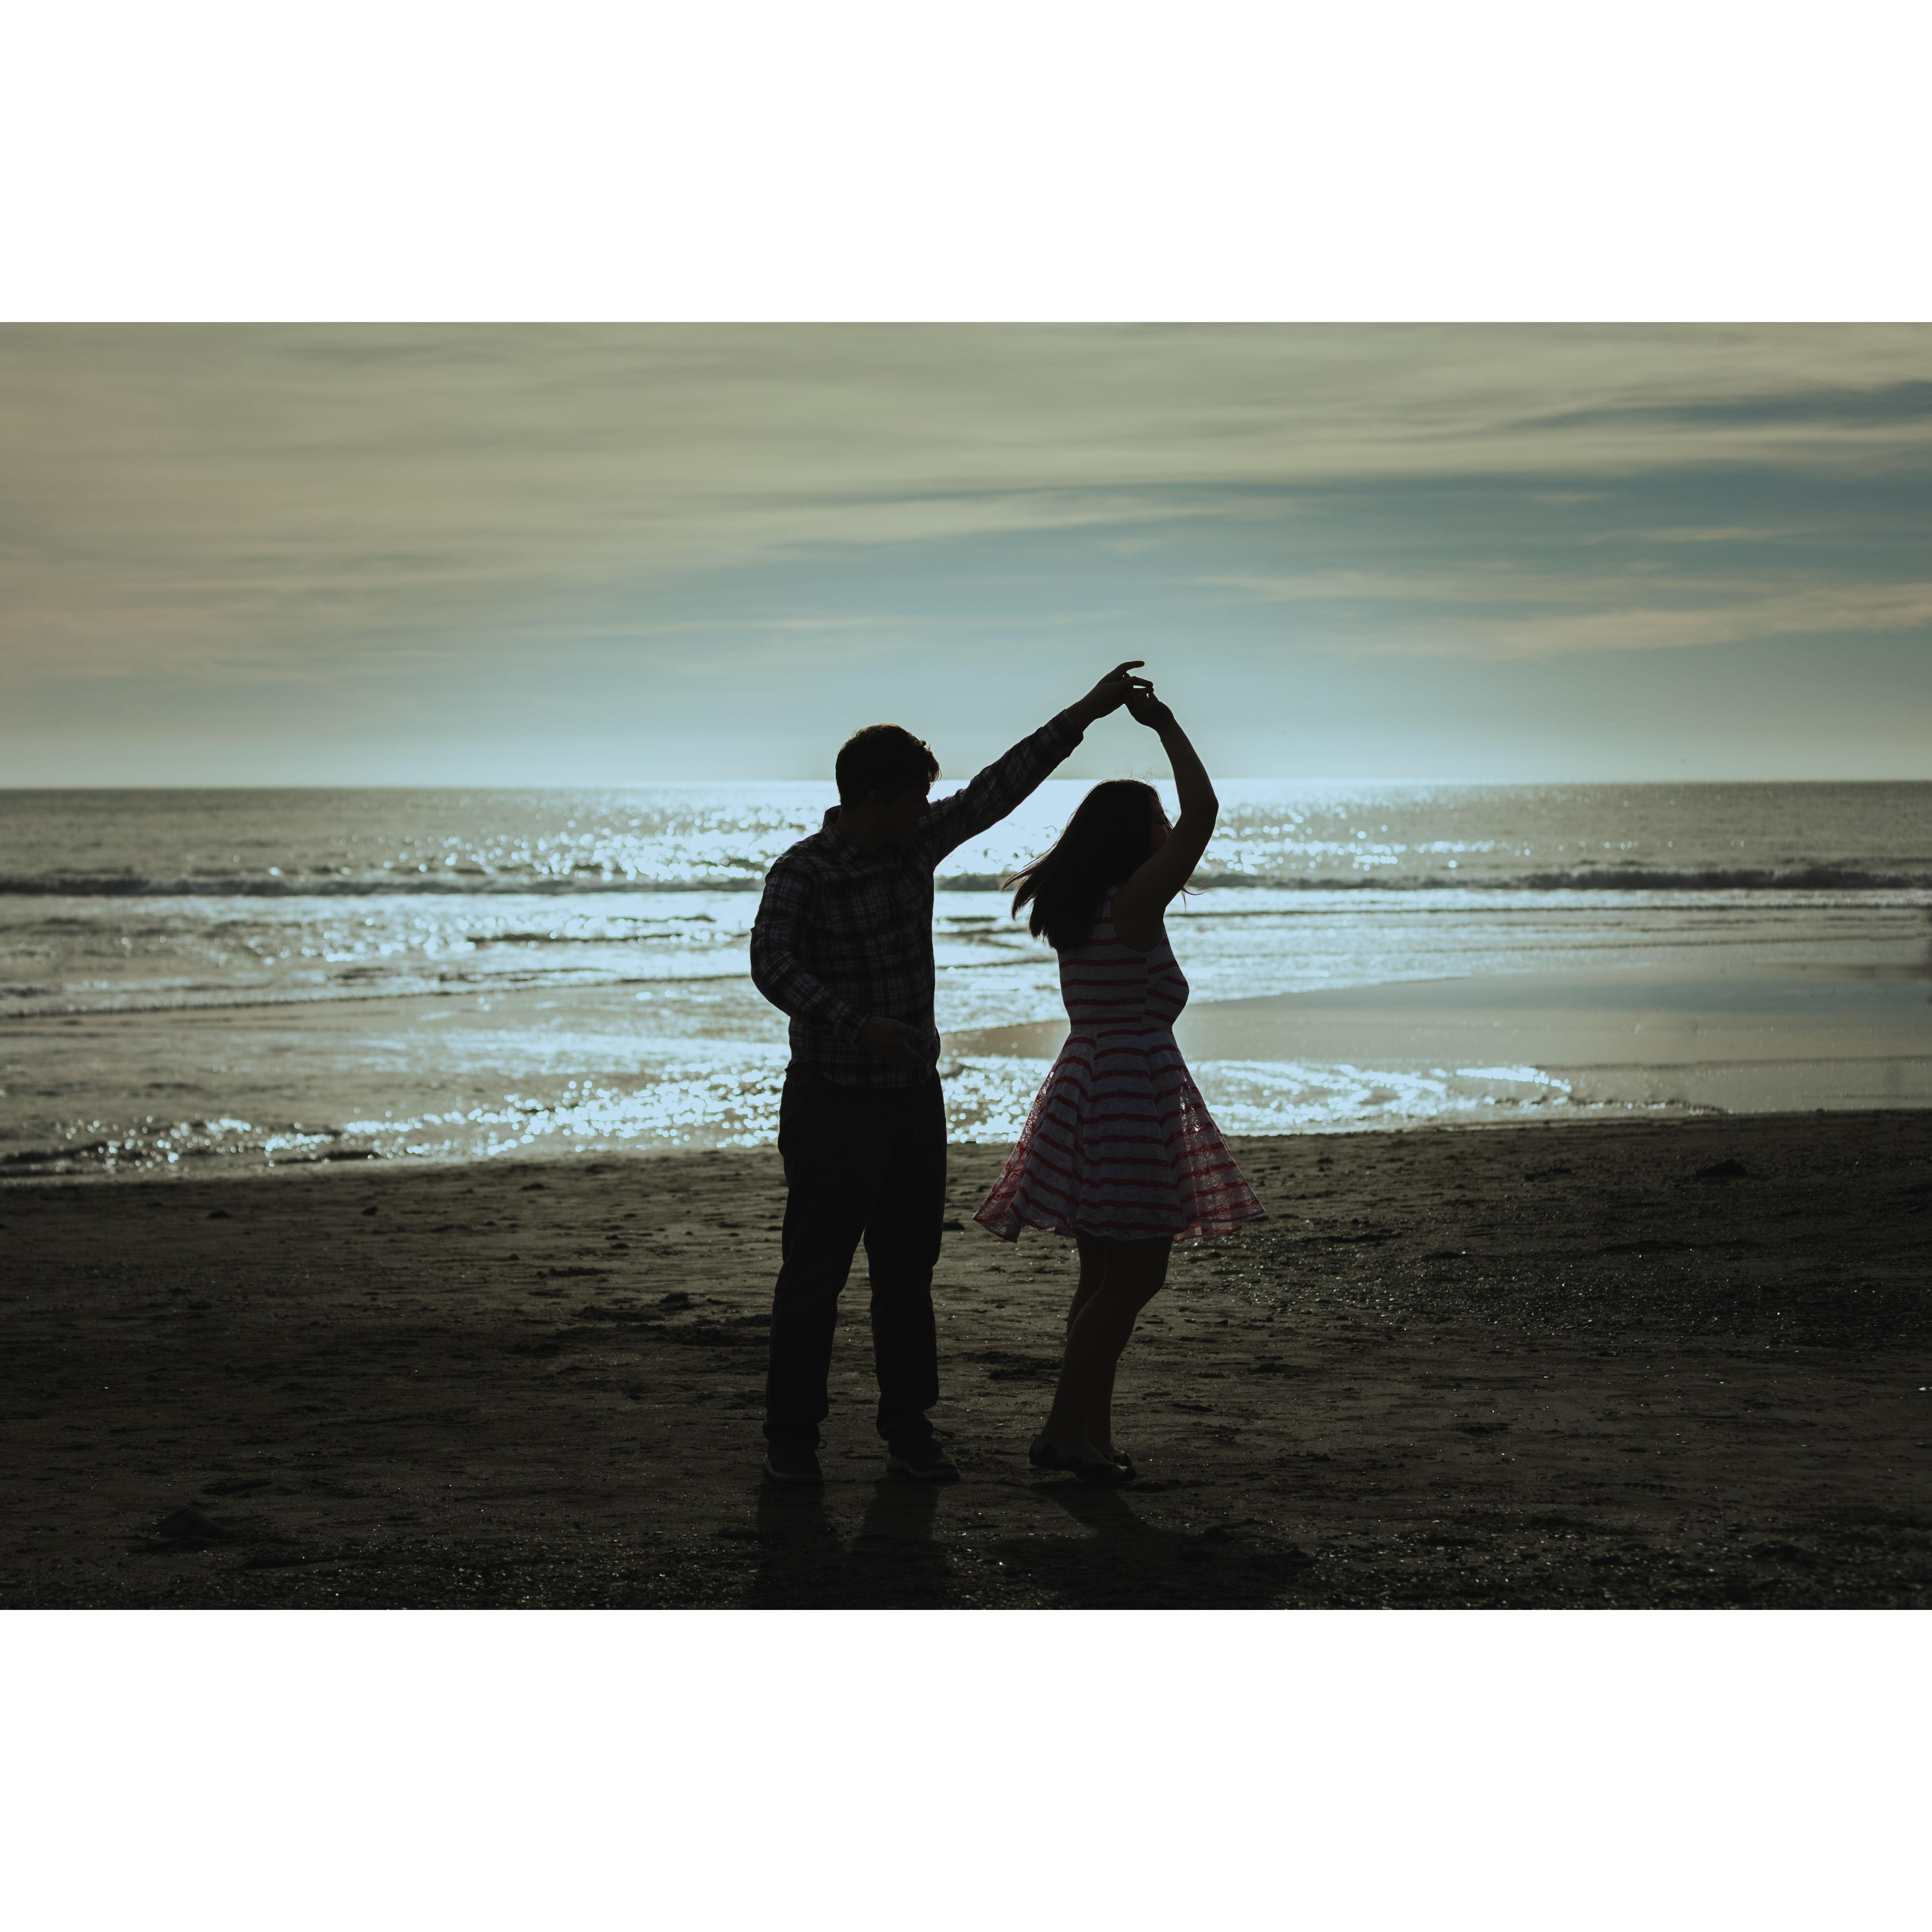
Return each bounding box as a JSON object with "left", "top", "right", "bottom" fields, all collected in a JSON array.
[
  {"left": 6, "top": 864, "right": 1928, "bottom": 898},
  {"left": 0, "top": 873, "right": 765, "bottom": 898}
]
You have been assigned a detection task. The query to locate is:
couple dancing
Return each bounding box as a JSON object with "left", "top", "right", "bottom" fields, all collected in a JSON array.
[{"left": 748, "top": 661, "right": 1262, "bottom": 1487}]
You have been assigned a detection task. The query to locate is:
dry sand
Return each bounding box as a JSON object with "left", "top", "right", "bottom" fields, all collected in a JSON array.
[{"left": 4, "top": 1111, "right": 1929, "bottom": 1610}]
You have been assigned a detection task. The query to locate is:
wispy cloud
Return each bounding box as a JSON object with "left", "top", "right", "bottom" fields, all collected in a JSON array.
[
  {"left": 1216, "top": 566, "right": 1932, "bottom": 659},
  {"left": 4, "top": 323, "right": 1930, "bottom": 678},
  {"left": 2, "top": 324, "right": 1929, "bottom": 779},
  {"left": 1520, "top": 379, "right": 1932, "bottom": 434},
  {"left": 1371, "top": 584, "right": 1932, "bottom": 661}
]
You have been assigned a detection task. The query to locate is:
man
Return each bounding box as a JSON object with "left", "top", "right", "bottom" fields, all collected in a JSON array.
[{"left": 749, "top": 661, "right": 1150, "bottom": 1485}]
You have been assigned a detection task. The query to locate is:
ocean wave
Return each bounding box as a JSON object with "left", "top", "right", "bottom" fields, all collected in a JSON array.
[
  {"left": 952, "top": 867, "right": 1932, "bottom": 894},
  {"left": 1178, "top": 867, "right": 1932, "bottom": 893},
  {"left": 1509, "top": 865, "right": 1932, "bottom": 891},
  {"left": 0, "top": 968, "right": 752, "bottom": 1021},
  {"left": 0, "top": 873, "right": 767, "bottom": 898},
  {"left": 2, "top": 865, "right": 1929, "bottom": 899}
]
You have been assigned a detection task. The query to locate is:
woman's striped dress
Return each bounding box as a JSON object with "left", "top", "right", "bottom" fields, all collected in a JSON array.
[{"left": 974, "top": 889, "right": 1264, "bottom": 1243}]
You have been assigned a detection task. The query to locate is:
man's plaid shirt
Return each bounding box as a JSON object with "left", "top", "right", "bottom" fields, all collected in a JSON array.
[{"left": 749, "top": 711, "right": 1084, "bottom": 1089}]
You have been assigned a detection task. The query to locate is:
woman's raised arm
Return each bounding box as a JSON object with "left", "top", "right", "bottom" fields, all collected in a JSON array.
[{"left": 1110, "top": 687, "right": 1218, "bottom": 951}]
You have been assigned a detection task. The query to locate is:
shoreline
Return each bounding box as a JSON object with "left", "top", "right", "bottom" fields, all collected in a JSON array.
[
  {"left": 9, "top": 883, "right": 1927, "bottom": 1178},
  {"left": 4, "top": 1086, "right": 1924, "bottom": 1189},
  {"left": 4, "top": 1109, "right": 1929, "bottom": 1609},
  {"left": 0, "top": 1107, "right": 1748, "bottom": 1189}
]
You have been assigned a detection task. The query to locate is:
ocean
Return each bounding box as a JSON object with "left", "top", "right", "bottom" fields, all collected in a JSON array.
[{"left": 4, "top": 781, "right": 1929, "bottom": 1178}]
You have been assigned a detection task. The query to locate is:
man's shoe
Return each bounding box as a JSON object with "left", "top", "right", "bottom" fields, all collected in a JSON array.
[
  {"left": 885, "top": 1438, "right": 961, "bottom": 1484},
  {"left": 763, "top": 1440, "right": 824, "bottom": 1485}
]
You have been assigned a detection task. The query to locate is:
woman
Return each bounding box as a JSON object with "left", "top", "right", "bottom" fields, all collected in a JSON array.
[{"left": 974, "top": 680, "right": 1263, "bottom": 1482}]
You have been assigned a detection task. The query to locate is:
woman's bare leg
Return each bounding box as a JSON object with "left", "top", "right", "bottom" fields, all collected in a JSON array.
[
  {"left": 1084, "top": 1356, "right": 1121, "bottom": 1455},
  {"left": 1066, "top": 1235, "right": 1107, "bottom": 1328},
  {"left": 1068, "top": 1236, "right": 1117, "bottom": 1449},
  {"left": 1042, "top": 1236, "right": 1170, "bottom": 1454}
]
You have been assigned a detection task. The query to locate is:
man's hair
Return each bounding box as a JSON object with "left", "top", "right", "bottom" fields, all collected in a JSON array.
[{"left": 835, "top": 724, "right": 940, "bottom": 807}]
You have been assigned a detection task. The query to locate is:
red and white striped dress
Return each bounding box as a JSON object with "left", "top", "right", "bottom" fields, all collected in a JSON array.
[{"left": 974, "top": 889, "right": 1264, "bottom": 1244}]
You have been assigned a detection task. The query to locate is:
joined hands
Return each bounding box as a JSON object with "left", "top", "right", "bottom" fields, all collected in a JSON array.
[
  {"left": 1069, "top": 661, "right": 1153, "bottom": 727},
  {"left": 1124, "top": 682, "right": 1176, "bottom": 732}
]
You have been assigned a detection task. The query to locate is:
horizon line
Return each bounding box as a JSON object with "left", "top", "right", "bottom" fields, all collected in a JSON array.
[{"left": 6, "top": 775, "right": 1932, "bottom": 793}]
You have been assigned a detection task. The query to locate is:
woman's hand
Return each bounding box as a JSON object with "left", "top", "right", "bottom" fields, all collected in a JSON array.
[
  {"left": 1068, "top": 661, "right": 1152, "bottom": 727},
  {"left": 1124, "top": 683, "right": 1176, "bottom": 732}
]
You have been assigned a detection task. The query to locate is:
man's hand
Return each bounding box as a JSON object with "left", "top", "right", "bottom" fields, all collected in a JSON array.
[
  {"left": 858, "top": 1015, "right": 929, "bottom": 1072},
  {"left": 1068, "top": 661, "right": 1152, "bottom": 728}
]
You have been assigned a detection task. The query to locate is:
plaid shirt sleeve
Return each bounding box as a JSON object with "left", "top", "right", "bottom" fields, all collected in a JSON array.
[
  {"left": 748, "top": 851, "right": 869, "bottom": 1046},
  {"left": 916, "top": 709, "right": 1084, "bottom": 865}
]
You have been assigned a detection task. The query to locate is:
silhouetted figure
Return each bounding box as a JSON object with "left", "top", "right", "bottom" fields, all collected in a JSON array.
[
  {"left": 749, "top": 662, "right": 1152, "bottom": 1486},
  {"left": 975, "top": 682, "right": 1264, "bottom": 1481}
]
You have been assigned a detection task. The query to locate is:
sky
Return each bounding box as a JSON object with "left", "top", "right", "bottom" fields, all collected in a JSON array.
[{"left": 2, "top": 322, "right": 1929, "bottom": 786}]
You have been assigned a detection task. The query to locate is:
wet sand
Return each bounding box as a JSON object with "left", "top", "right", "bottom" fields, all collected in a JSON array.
[
  {"left": 3, "top": 1111, "right": 1929, "bottom": 1610},
  {"left": 958, "top": 959, "right": 1932, "bottom": 1115}
]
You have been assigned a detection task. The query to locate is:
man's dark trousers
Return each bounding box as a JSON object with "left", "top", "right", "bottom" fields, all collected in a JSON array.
[{"left": 764, "top": 1065, "right": 946, "bottom": 1448}]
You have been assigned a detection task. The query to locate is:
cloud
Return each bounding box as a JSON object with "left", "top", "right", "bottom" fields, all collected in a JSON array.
[
  {"left": 1616, "top": 526, "right": 1815, "bottom": 544},
  {"left": 1521, "top": 379, "right": 1932, "bottom": 434},
  {"left": 1219, "top": 567, "right": 1932, "bottom": 659},
  {"left": 2, "top": 323, "right": 1929, "bottom": 697}
]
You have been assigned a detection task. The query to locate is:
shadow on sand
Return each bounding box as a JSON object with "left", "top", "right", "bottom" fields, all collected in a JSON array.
[
  {"left": 986, "top": 1481, "right": 1315, "bottom": 1609},
  {"left": 747, "top": 1477, "right": 955, "bottom": 1608},
  {"left": 743, "top": 1474, "right": 1312, "bottom": 1609}
]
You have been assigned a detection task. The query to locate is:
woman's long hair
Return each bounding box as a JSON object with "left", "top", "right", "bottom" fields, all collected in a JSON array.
[{"left": 1007, "top": 779, "right": 1162, "bottom": 952}]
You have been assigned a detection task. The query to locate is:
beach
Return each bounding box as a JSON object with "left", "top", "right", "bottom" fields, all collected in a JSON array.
[
  {"left": 6, "top": 1108, "right": 1928, "bottom": 1610},
  {"left": 8, "top": 781, "right": 1930, "bottom": 1177}
]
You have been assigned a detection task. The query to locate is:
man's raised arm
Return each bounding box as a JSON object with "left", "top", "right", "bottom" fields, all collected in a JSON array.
[{"left": 918, "top": 661, "right": 1149, "bottom": 862}]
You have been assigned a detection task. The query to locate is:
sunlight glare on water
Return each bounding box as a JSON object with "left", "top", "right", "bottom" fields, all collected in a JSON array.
[{"left": 3, "top": 783, "right": 1928, "bottom": 1175}]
